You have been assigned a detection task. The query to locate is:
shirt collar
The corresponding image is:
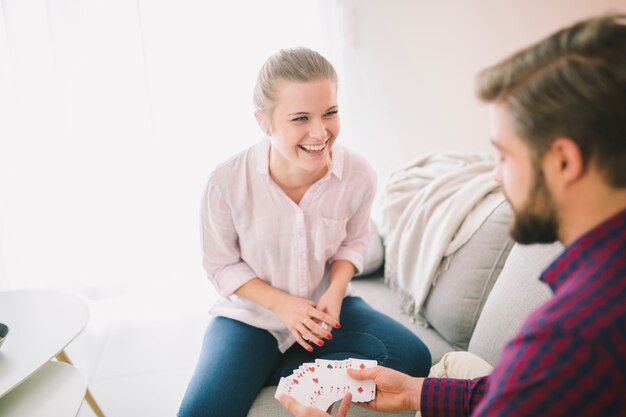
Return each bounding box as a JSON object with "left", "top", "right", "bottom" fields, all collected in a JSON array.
[
  {"left": 541, "top": 207, "right": 626, "bottom": 290},
  {"left": 255, "top": 137, "right": 344, "bottom": 180}
]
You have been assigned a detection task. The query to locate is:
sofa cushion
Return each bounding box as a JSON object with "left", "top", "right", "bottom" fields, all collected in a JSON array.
[
  {"left": 428, "top": 351, "right": 493, "bottom": 379},
  {"left": 421, "top": 201, "right": 514, "bottom": 350},
  {"left": 468, "top": 242, "right": 563, "bottom": 365}
]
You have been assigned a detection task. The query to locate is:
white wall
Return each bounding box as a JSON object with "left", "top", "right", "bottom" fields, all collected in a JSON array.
[
  {"left": 2, "top": 1, "right": 625, "bottom": 291},
  {"left": 0, "top": 1, "right": 337, "bottom": 290},
  {"left": 334, "top": 0, "right": 626, "bottom": 191}
]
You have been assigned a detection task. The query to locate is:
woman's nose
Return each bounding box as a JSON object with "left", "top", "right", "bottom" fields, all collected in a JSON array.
[{"left": 309, "top": 118, "right": 327, "bottom": 140}]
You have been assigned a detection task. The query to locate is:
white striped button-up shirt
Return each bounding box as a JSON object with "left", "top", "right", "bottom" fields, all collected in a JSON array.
[{"left": 201, "top": 139, "right": 376, "bottom": 351}]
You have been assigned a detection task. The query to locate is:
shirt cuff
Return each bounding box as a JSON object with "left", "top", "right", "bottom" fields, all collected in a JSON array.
[
  {"left": 421, "top": 376, "right": 488, "bottom": 417},
  {"left": 329, "top": 247, "right": 365, "bottom": 275},
  {"left": 212, "top": 262, "right": 257, "bottom": 297},
  {"left": 421, "top": 377, "right": 465, "bottom": 417}
]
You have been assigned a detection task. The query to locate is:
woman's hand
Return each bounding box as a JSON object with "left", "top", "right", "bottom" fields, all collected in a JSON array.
[
  {"left": 279, "top": 393, "right": 352, "bottom": 417},
  {"left": 315, "top": 260, "right": 355, "bottom": 333},
  {"left": 315, "top": 288, "right": 344, "bottom": 334},
  {"left": 271, "top": 292, "right": 338, "bottom": 351},
  {"left": 234, "top": 278, "right": 338, "bottom": 351}
]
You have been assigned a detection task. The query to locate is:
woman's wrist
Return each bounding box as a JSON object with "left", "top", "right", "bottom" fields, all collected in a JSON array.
[
  {"left": 266, "top": 287, "right": 290, "bottom": 312},
  {"left": 327, "top": 260, "right": 355, "bottom": 294},
  {"left": 326, "top": 278, "right": 349, "bottom": 295},
  {"left": 235, "top": 278, "right": 288, "bottom": 312}
]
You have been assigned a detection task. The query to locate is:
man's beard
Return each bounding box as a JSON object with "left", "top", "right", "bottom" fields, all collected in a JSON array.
[{"left": 508, "top": 169, "right": 560, "bottom": 244}]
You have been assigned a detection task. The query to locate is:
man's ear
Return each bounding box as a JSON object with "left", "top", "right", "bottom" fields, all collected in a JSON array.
[
  {"left": 546, "top": 137, "right": 585, "bottom": 185},
  {"left": 255, "top": 111, "right": 272, "bottom": 136}
]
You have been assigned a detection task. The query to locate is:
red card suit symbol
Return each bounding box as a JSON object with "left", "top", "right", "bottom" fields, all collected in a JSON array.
[
  {"left": 313, "top": 378, "right": 319, "bottom": 383},
  {"left": 293, "top": 379, "right": 299, "bottom": 384},
  {"left": 359, "top": 363, "right": 365, "bottom": 370},
  {"left": 358, "top": 387, "right": 364, "bottom": 394},
  {"left": 308, "top": 367, "right": 315, "bottom": 372}
]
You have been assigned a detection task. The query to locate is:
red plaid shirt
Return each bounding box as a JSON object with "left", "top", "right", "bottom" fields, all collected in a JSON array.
[{"left": 421, "top": 208, "right": 626, "bottom": 416}]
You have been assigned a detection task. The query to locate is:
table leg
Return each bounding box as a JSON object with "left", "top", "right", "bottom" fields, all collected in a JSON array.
[{"left": 56, "top": 350, "right": 106, "bottom": 417}]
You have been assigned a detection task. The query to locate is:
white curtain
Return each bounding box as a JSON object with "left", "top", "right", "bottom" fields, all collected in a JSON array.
[{"left": 0, "top": 0, "right": 343, "bottom": 291}]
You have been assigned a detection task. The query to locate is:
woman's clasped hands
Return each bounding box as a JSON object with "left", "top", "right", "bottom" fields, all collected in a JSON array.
[{"left": 271, "top": 292, "right": 340, "bottom": 351}]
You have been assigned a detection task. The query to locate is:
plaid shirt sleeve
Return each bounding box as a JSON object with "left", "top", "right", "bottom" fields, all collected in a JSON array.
[{"left": 421, "top": 376, "right": 488, "bottom": 417}]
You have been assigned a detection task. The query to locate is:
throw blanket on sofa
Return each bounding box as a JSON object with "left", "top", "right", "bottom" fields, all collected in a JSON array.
[{"left": 380, "top": 153, "right": 504, "bottom": 322}]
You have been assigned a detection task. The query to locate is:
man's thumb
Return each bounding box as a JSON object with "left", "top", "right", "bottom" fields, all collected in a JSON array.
[
  {"left": 279, "top": 394, "right": 300, "bottom": 413},
  {"left": 348, "top": 366, "right": 379, "bottom": 380}
]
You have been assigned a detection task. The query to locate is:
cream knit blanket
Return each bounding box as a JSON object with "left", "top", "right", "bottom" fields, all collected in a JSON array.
[{"left": 380, "top": 153, "right": 504, "bottom": 321}]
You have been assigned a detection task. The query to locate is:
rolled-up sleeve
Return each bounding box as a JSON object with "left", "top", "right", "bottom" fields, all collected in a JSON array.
[
  {"left": 421, "top": 376, "right": 489, "bottom": 417},
  {"left": 201, "top": 176, "right": 257, "bottom": 297},
  {"left": 329, "top": 172, "right": 377, "bottom": 275}
]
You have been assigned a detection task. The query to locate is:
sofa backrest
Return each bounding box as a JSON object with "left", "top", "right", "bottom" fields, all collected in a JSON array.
[
  {"left": 422, "top": 201, "right": 514, "bottom": 350},
  {"left": 467, "top": 242, "right": 564, "bottom": 365}
]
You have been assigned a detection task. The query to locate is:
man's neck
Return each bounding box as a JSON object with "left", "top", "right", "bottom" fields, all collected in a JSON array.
[{"left": 558, "top": 184, "right": 626, "bottom": 246}]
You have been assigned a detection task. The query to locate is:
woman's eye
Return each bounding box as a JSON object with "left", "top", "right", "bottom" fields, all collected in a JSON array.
[
  {"left": 324, "top": 110, "right": 338, "bottom": 117},
  {"left": 291, "top": 116, "right": 308, "bottom": 122}
]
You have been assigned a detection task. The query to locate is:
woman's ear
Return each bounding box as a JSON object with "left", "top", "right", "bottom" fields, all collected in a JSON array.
[{"left": 255, "top": 111, "right": 271, "bottom": 136}]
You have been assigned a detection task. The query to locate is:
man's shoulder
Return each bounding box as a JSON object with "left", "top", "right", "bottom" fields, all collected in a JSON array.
[{"left": 521, "top": 272, "right": 626, "bottom": 344}]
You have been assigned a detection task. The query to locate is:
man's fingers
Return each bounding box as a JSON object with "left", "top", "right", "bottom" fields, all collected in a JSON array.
[
  {"left": 347, "top": 366, "right": 381, "bottom": 380},
  {"left": 336, "top": 393, "right": 352, "bottom": 417},
  {"left": 279, "top": 394, "right": 303, "bottom": 414}
]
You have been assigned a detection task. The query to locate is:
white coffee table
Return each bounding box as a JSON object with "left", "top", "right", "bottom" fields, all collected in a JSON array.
[
  {"left": 0, "top": 290, "right": 104, "bottom": 416},
  {"left": 0, "top": 360, "right": 86, "bottom": 417}
]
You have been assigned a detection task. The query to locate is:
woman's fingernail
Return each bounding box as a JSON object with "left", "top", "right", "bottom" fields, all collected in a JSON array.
[
  {"left": 308, "top": 347, "right": 313, "bottom": 352},
  {"left": 318, "top": 341, "right": 324, "bottom": 346},
  {"left": 335, "top": 323, "right": 341, "bottom": 329},
  {"left": 327, "top": 334, "right": 333, "bottom": 340}
]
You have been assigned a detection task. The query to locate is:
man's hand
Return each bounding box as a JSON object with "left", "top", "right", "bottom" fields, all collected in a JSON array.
[
  {"left": 279, "top": 393, "right": 352, "bottom": 417},
  {"left": 347, "top": 366, "right": 424, "bottom": 412}
]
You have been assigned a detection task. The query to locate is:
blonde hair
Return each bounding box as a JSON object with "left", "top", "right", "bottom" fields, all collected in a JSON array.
[{"left": 253, "top": 47, "right": 337, "bottom": 118}]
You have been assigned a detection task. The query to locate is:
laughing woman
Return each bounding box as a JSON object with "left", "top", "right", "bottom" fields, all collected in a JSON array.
[{"left": 178, "top": 47, "right": 431, "bottom": 417}]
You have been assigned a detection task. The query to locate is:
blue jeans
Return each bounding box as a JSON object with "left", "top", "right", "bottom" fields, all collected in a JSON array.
[{"left": 178, "top": 296, "right": 431, "bottom": 417}]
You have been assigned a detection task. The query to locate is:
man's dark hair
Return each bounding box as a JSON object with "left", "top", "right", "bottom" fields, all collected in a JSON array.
[{"left": 477, "top": 14, "right": 626, "bottom": 187}]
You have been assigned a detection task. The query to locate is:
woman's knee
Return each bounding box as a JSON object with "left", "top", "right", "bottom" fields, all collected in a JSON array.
[
  {"left": 399, "top": 334, "right": 432, "bottom": 377},
  {"left": 178, "top": 317, "right": 281, "bottom": 417}
]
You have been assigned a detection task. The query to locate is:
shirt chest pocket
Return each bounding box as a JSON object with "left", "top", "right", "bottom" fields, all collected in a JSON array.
[{"left": 309, "top": 216, "right": 348, "bottom": 263}]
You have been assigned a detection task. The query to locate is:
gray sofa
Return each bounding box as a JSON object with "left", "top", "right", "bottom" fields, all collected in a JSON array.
[{"left": 248, "top": 201, "right": 564, "bottom": 416}]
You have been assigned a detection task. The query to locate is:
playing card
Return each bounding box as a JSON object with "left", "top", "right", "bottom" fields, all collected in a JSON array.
[
  {"left": 348, "top": 358, "right": 378, "bottom": 371},
  {"left": 291, "top": 370, "right": 319, "bottom": 406},
  {"left": 316, "top": 359, "right": 376, "bottom": 402},
  {"left": 276, "top": 358, "right": 377, "bottom": 410},
  {"left": 274, "top": 377, "right": 294, "bottom": 400}
]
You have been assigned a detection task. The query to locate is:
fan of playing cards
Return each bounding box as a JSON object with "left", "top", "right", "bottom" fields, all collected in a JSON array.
[{"left": 274, "top": 358, "right": 377, "bottom": 411}]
